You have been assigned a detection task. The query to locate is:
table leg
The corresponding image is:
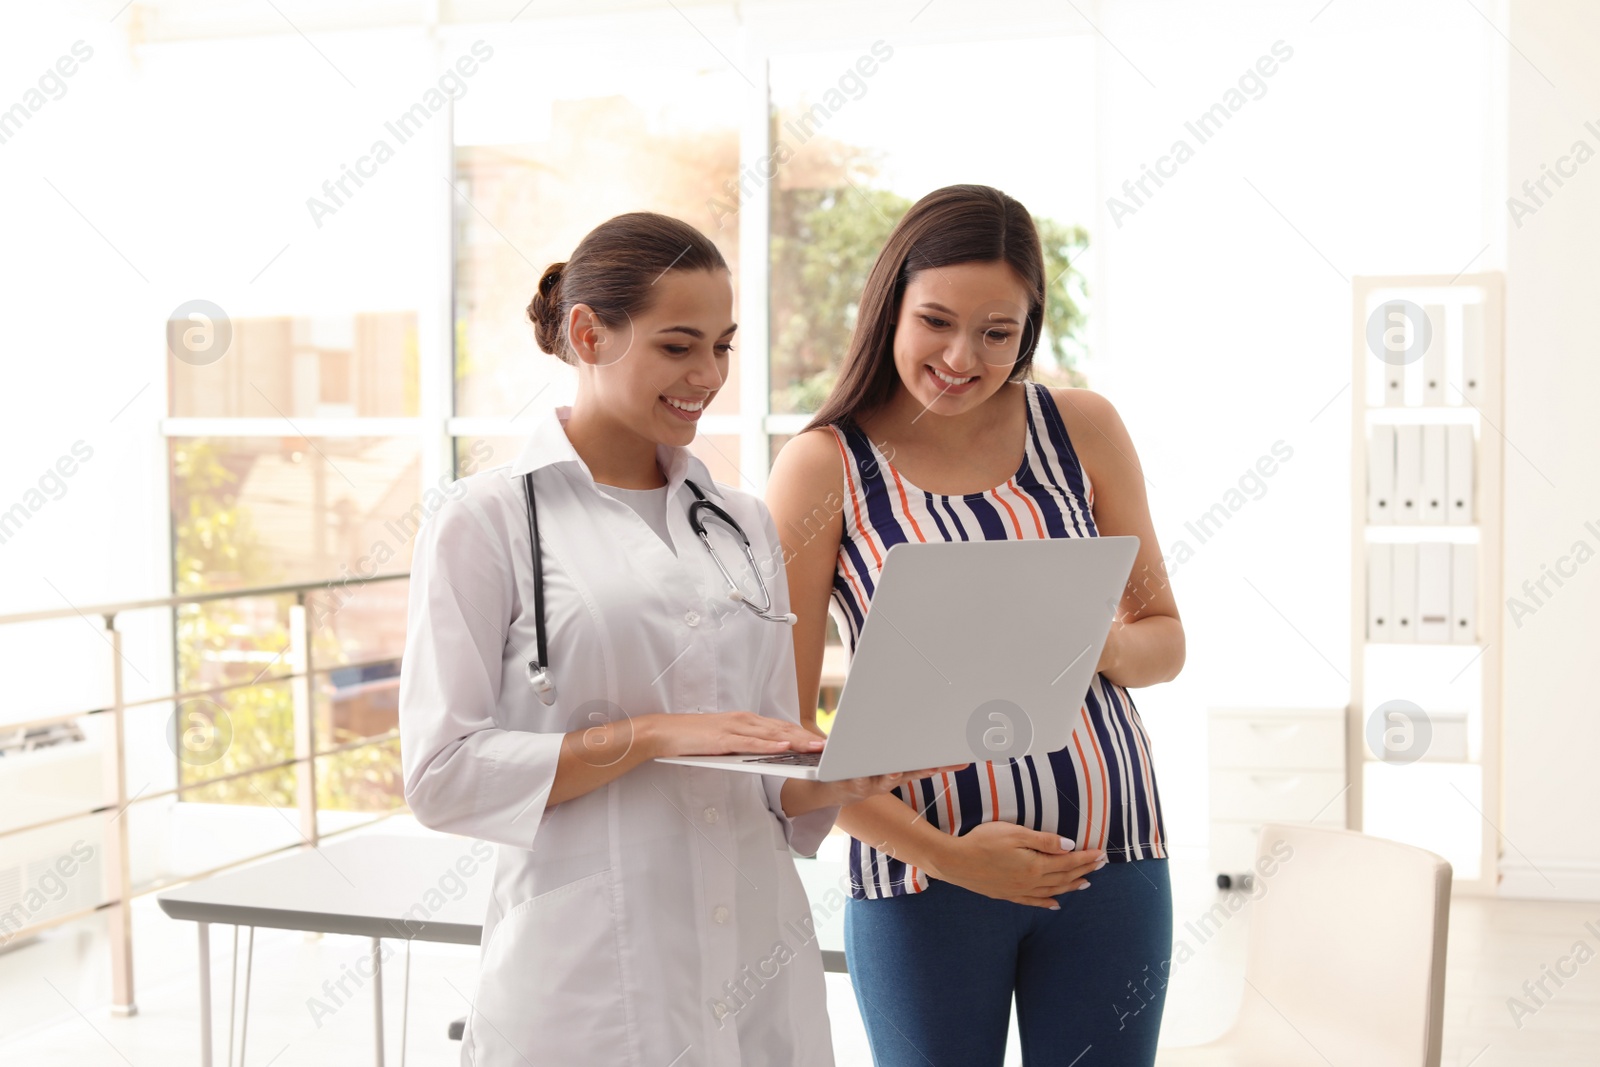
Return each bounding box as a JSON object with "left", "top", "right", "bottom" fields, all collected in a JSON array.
[
  {"left": 198, "top": 923, "right": 213, "bottom": 1067},
  {"left": 239, "top": 926, "right": 254, "bottom": 1066},
  {"left": 399, "top": 939, "right": 411, "bottom": 1067},
  {"left": 227, "top": 926, "right": 239, "bottom": 1067},
  {"left": 371, "top": 937, "right": 385, "bottom": 1067}
]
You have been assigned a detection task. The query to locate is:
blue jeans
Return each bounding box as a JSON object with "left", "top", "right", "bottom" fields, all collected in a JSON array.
[{"left": 843, "top": 859, "right": 1173, "bottom": 1067}]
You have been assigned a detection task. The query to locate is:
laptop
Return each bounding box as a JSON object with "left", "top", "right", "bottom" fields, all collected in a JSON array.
[{"left": 654, "top": 535, "right": 1140, "bottom": 781}]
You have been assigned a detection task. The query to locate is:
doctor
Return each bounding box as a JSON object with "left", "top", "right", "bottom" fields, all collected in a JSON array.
[{"left": 399, "top": 211, "right": 936, "bottom": 1066}]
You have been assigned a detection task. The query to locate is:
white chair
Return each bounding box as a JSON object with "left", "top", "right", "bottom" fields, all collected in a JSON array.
[{"left": 1158, "top": 822, "right": 1452, "bottom": 1067}]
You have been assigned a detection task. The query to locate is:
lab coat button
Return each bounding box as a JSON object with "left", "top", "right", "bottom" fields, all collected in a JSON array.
[
  {"left": 712, "top": 904, "right": 731, "bottom": 924},
  {"left": 685, "top": 610, "right": 700, "bottom": 627},
  {"left": 703, "top": 806, "right": 719, "bottom": 824}
]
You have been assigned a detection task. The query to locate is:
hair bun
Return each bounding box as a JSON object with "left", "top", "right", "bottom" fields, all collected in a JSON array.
[
  {"left": 522, "top": 215, "right": 728, "bottom": 368},
  {"left": 528, "top": 261, "right": 568, "bottom": 356}
]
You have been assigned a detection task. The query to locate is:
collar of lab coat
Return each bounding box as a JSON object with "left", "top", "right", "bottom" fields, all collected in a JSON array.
[{"left": 508, "top": 403, "right": 725, "bottom": 501}]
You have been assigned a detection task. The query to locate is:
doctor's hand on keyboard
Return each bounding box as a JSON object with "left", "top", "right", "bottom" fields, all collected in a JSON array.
[{"left": 640, "top": 711, "right": 825, "bottom": 760}]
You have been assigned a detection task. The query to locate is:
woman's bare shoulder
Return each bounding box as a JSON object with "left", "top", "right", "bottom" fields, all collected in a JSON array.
[
  {"left": 1042, "top": 385, "right": 1143, "bottom": 483},
  {"left": 766, "top": 427, "right": 849, "bottom": 531},
  {"left": 770, "top": 427, "right": 845, "bottom": 487}
]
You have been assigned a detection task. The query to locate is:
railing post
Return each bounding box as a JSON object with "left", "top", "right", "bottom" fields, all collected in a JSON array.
[
  {"left": 103, "top": 612, "right": 136, "bottom": 1016},
  {"left": 290, "top": 594, "right": 319, "bottom": 848}
]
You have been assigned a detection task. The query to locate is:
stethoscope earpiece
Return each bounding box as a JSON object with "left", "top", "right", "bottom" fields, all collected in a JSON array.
[
  {"left": 727, "top": 588, "right": 797, "bottom": 625},
  {"left": 688, "top": 484, "right": 794, "bottom": 624}
]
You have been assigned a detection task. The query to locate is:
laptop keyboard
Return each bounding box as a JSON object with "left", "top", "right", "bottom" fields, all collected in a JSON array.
[{"left": 745, "top": 751, "right": 823, "bottom": 766}]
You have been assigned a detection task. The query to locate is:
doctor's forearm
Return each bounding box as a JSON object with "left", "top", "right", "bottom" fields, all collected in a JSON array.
[
  {"left": 545, "top": 717, "right": 666, "bottom": 807},
  {"left": 779, "top": 778, "right": 856, "bottom": 818}
]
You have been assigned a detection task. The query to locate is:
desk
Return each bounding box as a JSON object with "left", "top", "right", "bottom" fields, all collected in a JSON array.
[
  {"left": 157, "top": 834, "right": 491, "bottom": 1067},
  {"left": 157, "top": 833, "right": 850, "bottom": 1065}
]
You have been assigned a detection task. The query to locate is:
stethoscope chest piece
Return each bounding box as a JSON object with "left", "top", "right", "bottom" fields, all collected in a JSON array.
[{"left": 525, "top": 660, "right": 556, "bottom": 705}]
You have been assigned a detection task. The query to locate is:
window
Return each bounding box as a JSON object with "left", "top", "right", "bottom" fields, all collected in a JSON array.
[
  {"left": 450, "top": 46, "right": 747, "bottom": 484},
  {"left": 170, "top": 313, "right": 418, "bottom": 419},
  {"left": 767, "top": 36, "right": 1098, "bottom": 424},
  {"left": 166, "top": 313, "right": 421, "bottom": 820}
]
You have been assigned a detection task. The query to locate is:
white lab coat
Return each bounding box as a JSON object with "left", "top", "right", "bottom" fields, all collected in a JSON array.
[{"left": 399, "top": 402, "right": 839, "bottom": 1067}]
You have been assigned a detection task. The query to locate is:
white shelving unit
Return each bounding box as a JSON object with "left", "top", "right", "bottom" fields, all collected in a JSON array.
[{"left": 1349, "top": 273, "right": 1505, "bottom": 896}]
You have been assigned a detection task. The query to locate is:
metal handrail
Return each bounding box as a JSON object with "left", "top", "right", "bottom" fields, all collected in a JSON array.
[
  {"left": 0, "top": 653, "right": 406, "bottom": 737},
  {"left": 0, "top": 728, "right": 402, "bottom": 843},
  {"left": 0, "top": 572, "right": 410, "bottom": 627},
  {"left": 0, "top": 570, "right": 414, "bottom": 1017}
]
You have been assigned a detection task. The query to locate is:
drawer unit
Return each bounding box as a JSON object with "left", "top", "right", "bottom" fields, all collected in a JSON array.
[
  {"left": 1209, "top": 713, "right": 1345, "bottom": 770},
  {"left": 1209, "top": 769, "right": 1348, "bottom": 822},
  {"left": 1207, "top": 706, "right": 1348, "bottom": 889}
]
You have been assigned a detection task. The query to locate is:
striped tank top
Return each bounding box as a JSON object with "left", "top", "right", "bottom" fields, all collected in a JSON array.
[{"left": 828, "top": 379, "right": 1168, "bottom": 900}]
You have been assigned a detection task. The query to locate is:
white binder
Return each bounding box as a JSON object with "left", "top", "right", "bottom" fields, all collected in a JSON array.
[
  {"left": 1391, "top": 543, "right": 1418, "bottom": 642},
  {"left": 1394, "top": 425, "right": 1422, "bottom": 525},
  {"left": 1446, "top": 423, "right": 1475, "bottom": 524},
  {"left": 1367, "top": 542, "right": 1393, "bottom": 641},
  {"left": 1451, "top": 543, "right": 1478, "bottom": 644},
  {"left": 1461, "top": 302, "right": 1485, "bottom": 406},
  {"left": 1417, "top": 542, "right": 1452, "bottom": 643},
  {"left": 1423, "top": 304, "right": 1447, "bottom": 405},
  {"left": 1380, "top": 301, "right": 1407, "bottom": 406},
  {"left": 1420, "top": 424, "right": 1447, "bottom": 524},
  {"left": 1368, "top": 424, "right": 1397, "bottom": 524}
]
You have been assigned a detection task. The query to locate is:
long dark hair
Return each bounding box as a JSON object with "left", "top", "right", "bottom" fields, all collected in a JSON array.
[
  {"left": 801, "top": 184, "right": 1046, "bottom": 434},
  {"left": 527, "top": 211, "right": 728, "bottom": 361}
]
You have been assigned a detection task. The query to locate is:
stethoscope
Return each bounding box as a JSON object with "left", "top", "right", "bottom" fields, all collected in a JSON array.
[{"left": 521, "top": 471, "right": 797, "bottom": 705}]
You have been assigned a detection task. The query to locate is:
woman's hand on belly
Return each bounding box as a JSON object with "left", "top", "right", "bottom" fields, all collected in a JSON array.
[{"left": 925, "top": 822, "right": 1107, "bottom": 909}]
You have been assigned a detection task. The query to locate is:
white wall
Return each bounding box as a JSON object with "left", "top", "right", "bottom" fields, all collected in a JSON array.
[
  {"left": 1091, "top": 0, "right": 1503, "bottom": 865},
  {"left": 1499, "top": 0, "right": 1600, "bottom": 900}
]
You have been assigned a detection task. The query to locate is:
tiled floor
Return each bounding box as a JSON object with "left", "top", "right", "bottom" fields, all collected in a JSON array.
[{"left": 1, "top": 839, "right": 1596, "bottom": 1065}]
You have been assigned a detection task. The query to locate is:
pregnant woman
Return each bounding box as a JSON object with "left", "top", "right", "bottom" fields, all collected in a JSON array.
[{"left": 766, "top": 184, "right": 1185, "bottom": 1066}]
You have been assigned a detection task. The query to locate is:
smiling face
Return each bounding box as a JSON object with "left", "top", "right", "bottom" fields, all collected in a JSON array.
[
  {"left": 890, "top": 260, "right": 1033, "bottom": 415},
  {"left": 570, "top": 268, "right": 736, "bottom": 446}
]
